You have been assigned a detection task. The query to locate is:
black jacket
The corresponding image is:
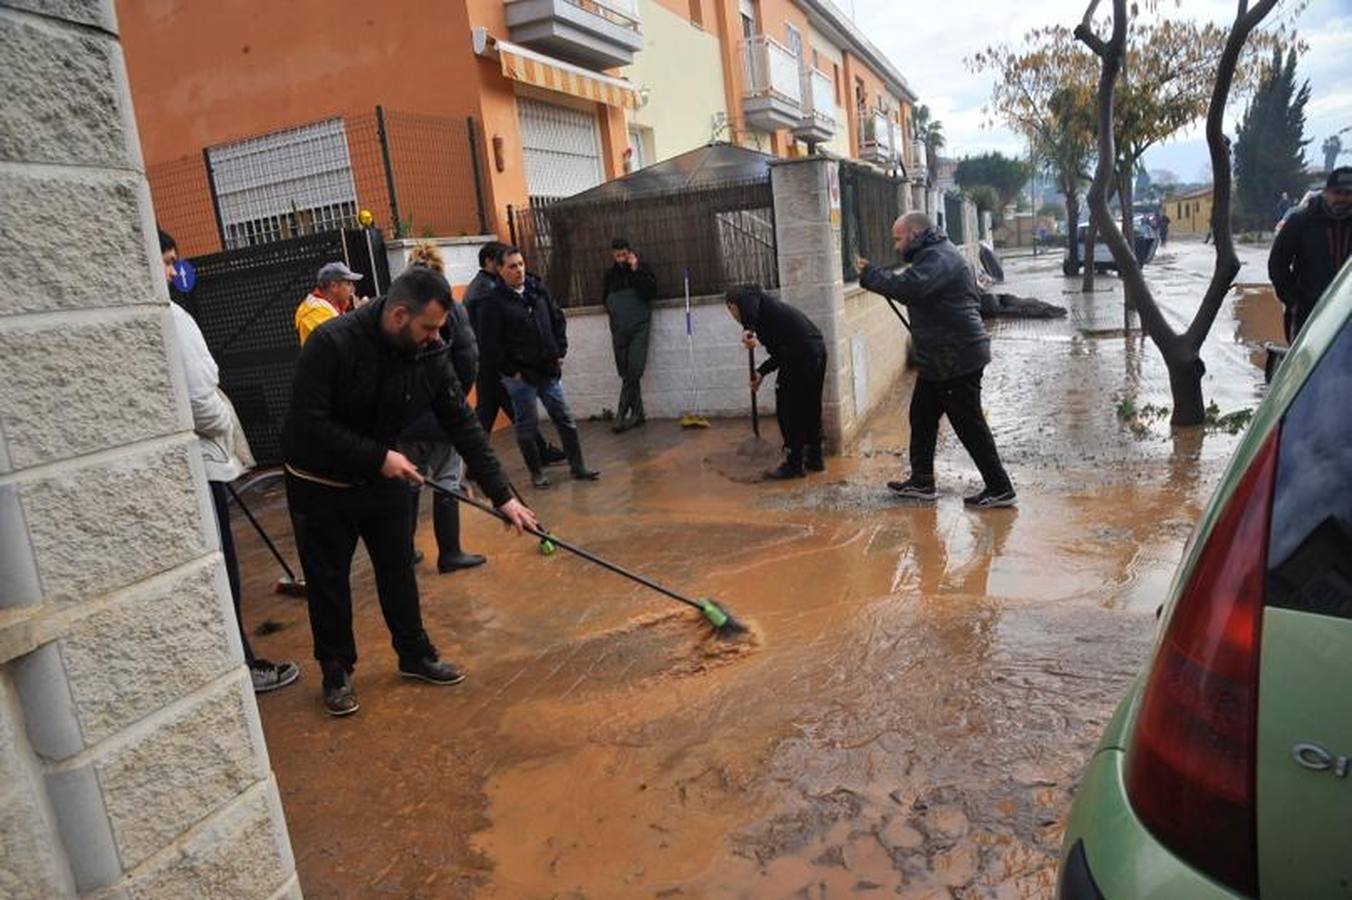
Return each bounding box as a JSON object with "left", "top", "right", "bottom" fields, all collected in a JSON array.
[
  {"left": 463, "top": 269, "right": 498, "bottom": 337},
  {"left": 443, "top": 299, "right": 478, "bottom": 390},
  {"left": 1269, "top": 197, "right": 1352, "bottom": 337},
  {"left": 729, "top": 290, "right": 825, "bottom": 376},
  {"left": 281, "top": 297, "right": 512, "bottom": 505},
  {"left": 477, "top": 275, "right": 568, "bottom": 384},
  {"left": 860, "top": 228, "right": 992, "bottom": 381}
]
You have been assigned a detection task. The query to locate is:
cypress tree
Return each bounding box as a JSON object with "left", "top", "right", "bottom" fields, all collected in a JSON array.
[{"left": 1234, "top": 48, "right": 1311, "bottom": 228}]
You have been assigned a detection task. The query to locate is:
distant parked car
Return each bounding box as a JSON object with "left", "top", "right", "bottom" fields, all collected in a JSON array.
[
  {"left": 1057, "top": 261, "right": 1352, "bottom": 899},
  {"left": 1062, "top": 216, "right": 1160, "bottom": 275}
]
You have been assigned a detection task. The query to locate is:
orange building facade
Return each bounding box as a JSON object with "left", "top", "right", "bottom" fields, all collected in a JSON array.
[{"left": 120, "top": 0, "right": 918, "bottom": 257}]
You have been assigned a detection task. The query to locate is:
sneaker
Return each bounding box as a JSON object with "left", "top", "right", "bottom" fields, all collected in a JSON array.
[
  {"left": 543, "top": 444, "right": 568, "bottom": 466},
  {"left": 250, "top": 659, "right": 300, "bottom": 694},
  {"left": 570, "top": 467, "right": 601, "bottom": 481},
  {"left": 763, "top": 461, "right": 806, "bottom": 480},
  {"left": 321, "top": 669, "right": 359, "bottom": 717},
  {"left": 531, "top": 471, "right": 551, "bottom": 489},
  {"left": 964, "top": 488, "right": 1017, "bottom": 509},
  {"left": 887, "top": 478, "right": 937, "bottom": 501},
  {"left": 398, "top": 656, "right": 467, "bottom": 685}
]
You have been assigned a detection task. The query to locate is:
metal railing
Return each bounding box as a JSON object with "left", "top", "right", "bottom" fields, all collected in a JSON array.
[
  {"left": 741, "top": 35, "right": 802, "bottom": 105},
  {"left": 839, "top": 160, "right": 905, "bottom": 282},
  {"left": 801, "top": 68, "right": 836, "bottom": 128},
  {"left": 564, "top": 0, "right": 641, "bottom": 31},
  {"left": 861, "top": 108, "right": 895, "bottom": 161}
]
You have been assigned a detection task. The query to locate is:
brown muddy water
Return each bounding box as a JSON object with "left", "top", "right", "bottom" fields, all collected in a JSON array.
[{"left": 234, "top": 241, "right": 1280, "bottom": 898}]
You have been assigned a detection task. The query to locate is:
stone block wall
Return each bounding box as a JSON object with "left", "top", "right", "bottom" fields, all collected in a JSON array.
[
  {"left": 0, "top": 2, "right": 299, "bottom": 897},
  {"left": 839, "top": 283, "right": 912, "bottom": 441}
]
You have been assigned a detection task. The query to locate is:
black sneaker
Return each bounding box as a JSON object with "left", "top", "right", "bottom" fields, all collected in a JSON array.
[
  {"left": 763, "top": 461, "right": 806, "bottom": 480},
  {"left": 250, "top": 659, "right": 301, "bottom": 694},
  {"left": 398, "top": 656, "right": 467, "bottom": 685},
  {"left": 321, "top": 669, "right": 359, "bottom": 717},
  {"left": 888, "top": 478, "right": 937, "bottom": 501},
  {"left": 571, "top": 467, "right": 601, "bottom": 481},
  {"left": 543, "top": 444, "right": 568, "bottom": 466},
  {"left": 964, "top": 488, "right": 1017, "bottom": 509}
]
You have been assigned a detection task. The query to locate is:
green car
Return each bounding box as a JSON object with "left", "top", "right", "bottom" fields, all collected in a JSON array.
[{"left": 1058, "top": 262, "right": 1352, "bottom": 900}]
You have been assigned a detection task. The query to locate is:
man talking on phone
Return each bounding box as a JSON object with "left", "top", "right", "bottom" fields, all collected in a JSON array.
[
  {"left": 602, "top": 237, "right": 657, "bottom": 433},
  {"left": 282, "top": 266, "right": 536, "bottom": 716}
]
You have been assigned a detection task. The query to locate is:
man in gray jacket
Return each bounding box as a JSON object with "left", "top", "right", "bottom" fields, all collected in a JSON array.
[{"left": 858, "top": 213, "right": 1015, "bottom": 509}]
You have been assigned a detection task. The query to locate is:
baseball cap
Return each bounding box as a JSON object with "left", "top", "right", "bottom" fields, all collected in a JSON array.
[
  {"left": 1327, "top": 166, "right": 1352, "bottom": 190},
  {"left": 317, "top": 261, "right": 363, "bottom": 283}
]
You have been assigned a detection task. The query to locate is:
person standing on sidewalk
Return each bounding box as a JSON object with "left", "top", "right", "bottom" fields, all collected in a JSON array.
[
  {"left": 857, "top": 212, "right": 1016, "bottom": 509},
  {"left": 725, "top": 285, "right": 827, "bottom": 480},
  {"left": 1269, "top": 166, "right": 1352, "bottom": 340},
  {"left": 294, "top": 261, "right": 367, "bottom": 346},
  {"left": 282, "top": 266, "right": 537, "bottom": 716},
  {"left": 465, "top": 241, "right": 567, "bottom": 466},
  {"left": 160, "top": 229, "right": 300, "bottom": 693},
  {"left": 603, "top": 238, "right": 657, "bottom": 433},
  {"left": 477, "top": 246, "right": 599, "bottom": 488},
  {"left": 396, "top": 242, "right": 487, "bottom": 574}
]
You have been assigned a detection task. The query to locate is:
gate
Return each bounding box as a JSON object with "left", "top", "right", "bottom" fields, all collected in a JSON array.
[{"left": 179, "top": 229, "right": 390, "bottom": 466}]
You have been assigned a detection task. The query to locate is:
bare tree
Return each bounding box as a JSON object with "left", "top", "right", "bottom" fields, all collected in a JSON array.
[{"left": 1075, "top": 0, "right": 1282, "bottom": 425}]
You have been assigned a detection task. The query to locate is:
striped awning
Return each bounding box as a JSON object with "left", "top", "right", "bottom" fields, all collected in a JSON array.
[{"left": 496, "top": 40, "right": 641, "bottom": 110}]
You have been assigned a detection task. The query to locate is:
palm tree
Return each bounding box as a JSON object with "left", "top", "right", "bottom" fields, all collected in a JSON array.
[{"left": 912, "top": 104, "right": 946, "bottom": 185}]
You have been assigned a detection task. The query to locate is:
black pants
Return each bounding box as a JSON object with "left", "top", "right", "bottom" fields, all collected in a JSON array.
[
  {"left": 209, "top": 481, "right": 254, "bottom": 665},
  {"left": 477, "top": 373, "right": 551, "bottom": 456},
  {"left": 774, "top": 346, "right": 827, "bottom": 462},
  {"left": 285, "top": 473, "right": 431, "bottom": 672},
  {"left": 909, "top": 369, "right": 1012, "bottom": 493},
  {"left": 611, "top": 319, "right": 651, "bottom": 423}
]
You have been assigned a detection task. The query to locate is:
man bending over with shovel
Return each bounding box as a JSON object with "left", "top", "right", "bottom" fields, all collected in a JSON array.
[{"left": 857, "top": 212, "right": 1015, "bottom": 509}]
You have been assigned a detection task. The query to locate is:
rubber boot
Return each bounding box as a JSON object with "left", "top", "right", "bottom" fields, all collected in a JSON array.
[
  {"left": 408, "top": 491, "right": 424, "bottom": 565},
  {"left": 558, "top": 425, "right": 599, "bottom": 480},
  {"left": 519, "top": 439, "right": 550, "bottom": 488},
  {"left": 805, "top": 444, "right": 825, "bottom": 473},
  {"left": 539, "top": 435, "right": 567, "bottom": 466},
  {"left": 433, "top": 493, "right": 486, "bottom": 573}
]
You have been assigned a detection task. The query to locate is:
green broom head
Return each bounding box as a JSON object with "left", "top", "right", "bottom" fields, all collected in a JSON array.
[{"left": 697, "top": 597, "right": 748, "bottom": 638}]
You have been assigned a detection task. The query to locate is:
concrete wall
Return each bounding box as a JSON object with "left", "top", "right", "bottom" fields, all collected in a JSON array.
[
  {"left": 805, "top": 24, "right": 851, "bottom": 160},
  {"left": 0, "top": 2, "right": 299, "bottom": 897},
  {"left": 556, "top": 297, "right": 777, "bottom": 421},
  {"left": 840, "top": 283, "right": 911, "bottom": 435},
  {"left": 386, "top": 235, "right": 498, "bottom": 291},
  {"left": 623, "top": 0, "right": 727, "bottom": 161}
]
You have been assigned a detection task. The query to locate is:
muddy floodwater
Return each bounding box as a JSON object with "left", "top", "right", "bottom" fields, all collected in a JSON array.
[{"left": 234, "top": 239, "right": 1281, "bottom": 898}]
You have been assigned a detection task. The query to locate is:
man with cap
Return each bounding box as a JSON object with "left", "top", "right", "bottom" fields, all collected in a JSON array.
[
  {"left": 283, "top": 265, "right": 537, "bottom": 716},
  {"left": 1269, "top": 167, "right": 1352, "bottom": 340},
  {"left": 295, "top": 261, "right": 367, "bottom": 346}
]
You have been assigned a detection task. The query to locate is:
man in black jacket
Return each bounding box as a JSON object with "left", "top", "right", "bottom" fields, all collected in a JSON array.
[
  {"left": 1269, "top": 167, "right": 1352, "bottom": 340},
  {"left": 858, "top": 212, "right": 1015, "bottom": 509},
  {"left": 726, "top": 285, "right": 827, "bottom": 480},
  {"left": 283, "top": 267, "right": 536, "bottom": 716},
  {"left": 604, "top": 238, "right": 658, "bottom": 432},
  {"left": 477, "top": 246, "right": 599, "bottom": 488},
  {"left": 465, "top": 241, "right": 566, "bottom": 465}
]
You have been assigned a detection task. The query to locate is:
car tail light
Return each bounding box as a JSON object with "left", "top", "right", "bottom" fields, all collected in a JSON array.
[{"left": 1124, "top": 429, "right": 1280, "bottom": 897}]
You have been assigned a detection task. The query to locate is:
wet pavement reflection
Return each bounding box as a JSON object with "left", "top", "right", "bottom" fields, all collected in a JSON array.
[{"left": 233, "top": 238, "right": 1282, "bottom": 898}]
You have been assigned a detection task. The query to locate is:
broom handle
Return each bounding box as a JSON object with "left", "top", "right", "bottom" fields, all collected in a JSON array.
[
  {"left": 748, "top": 346, "right": 760, "bottom": 438},
  {"left": 426, "top": 483, "right": 705, "bottom": 612}
]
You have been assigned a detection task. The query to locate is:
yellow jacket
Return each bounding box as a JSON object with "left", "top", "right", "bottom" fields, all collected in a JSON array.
[{"left": 295, "top": 292, "right": 342, "bottom": 346}]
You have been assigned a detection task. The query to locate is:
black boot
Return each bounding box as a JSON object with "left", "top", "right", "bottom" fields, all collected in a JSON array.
[
  {"left": 764, "top": 448, "right": 806, "bottom": 480},
  {"left": 539, "top": 435, "right": 568, "bottom": 466},
  {"left": 408, "top": 491, "right": 424, "bottom": 565},
  {"left": 434, "top": 493, "right": 486, "bottom": 573},
  {"left": 558, "top": 425, "right": 600, "bottom": 480},
  {"left": 519, "top": 439, "right": 550, "bottom": 488},
  {"left": 805, "top": 444, "right": 825, "bottom": 473}
]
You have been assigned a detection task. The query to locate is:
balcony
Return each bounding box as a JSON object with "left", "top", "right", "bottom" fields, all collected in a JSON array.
[
  {"left": 505, "top": 0, "right": 643, "bottom": 70},
  {"left": 908, "top": 138, "right": 929, "bottom": 183},
  {"left": 792, "top": 67, "right": 836, "bottom": 144},
  {"left": 859, "top": 108, "right": 896, "bottom": 166},
  {"left": 741, "top": 36, "right": 803, "bottom": 133}
]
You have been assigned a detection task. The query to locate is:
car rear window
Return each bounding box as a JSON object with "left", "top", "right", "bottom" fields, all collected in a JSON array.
[{"left": 1267, "top": 319, "right": 1352, "bottom": 619}]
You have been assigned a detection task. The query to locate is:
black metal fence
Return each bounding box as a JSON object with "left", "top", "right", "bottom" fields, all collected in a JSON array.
[
  {"left": 944, "top": 192, "right": 967, "bottom": 245},
  {"left": 508, "top": 177, "right": 778, "bottom": 308},
  {"left": 839, "top": 161, "right": 905, "bottom": 282},
  {"left": 179, "top": 229, "right": 390, "bottom": 466},
  {"left": 148, "top": 108, "right": 487, "bottom": 258}
]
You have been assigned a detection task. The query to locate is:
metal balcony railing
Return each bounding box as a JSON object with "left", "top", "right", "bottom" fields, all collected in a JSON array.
[
  {"left": 741, "top": 36, "right": 803, "bottom": 106},
  {"left": 561, "top": 0, "right": 641, "bottom": 30},
  {"left": 861, "top": 108, "right": 895, "bottom": 162},
  {"left": 801, "top": 68, "right": 836, "bottom": 126}
]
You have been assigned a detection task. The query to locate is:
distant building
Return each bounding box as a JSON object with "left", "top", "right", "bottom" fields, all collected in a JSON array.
[{"left": 1164, "top": 186, "right": 1214, "bottom": 235}]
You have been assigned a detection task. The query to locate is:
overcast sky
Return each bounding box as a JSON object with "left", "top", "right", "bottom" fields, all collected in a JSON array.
[{"left": 848, "top": 0, "right": 1352, "bottom": 183}]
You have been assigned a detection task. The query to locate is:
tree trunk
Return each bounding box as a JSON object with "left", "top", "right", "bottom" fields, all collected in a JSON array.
[
  {"left": 1081, "top": 220, "right": 1097, "bottom": 290},
  {"left": 1118, "top": 170, "right": 1136, "bottom": 313},
  {"left": 1064, "top": 190, "right": 1081, "bottom": 274},
  {"left": 1166, "top": 350, "right": 1207, "bottom": 426}
]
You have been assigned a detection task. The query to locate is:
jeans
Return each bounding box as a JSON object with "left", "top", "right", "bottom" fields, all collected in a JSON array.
[
  {"left": 208, "top": 480, "right": 254, "bottom": 665},
  {"left": 774, "top": 347, "right": 827, "bottom": 461},
  {"left": 502, "top": 374, "right": 577, "bottom": 444},
  {"left": 909, "top": 368, "right": 1012, "bottom": 493},
  {"left": 285, "top": 473, "right": 433, "bottom": 671}
]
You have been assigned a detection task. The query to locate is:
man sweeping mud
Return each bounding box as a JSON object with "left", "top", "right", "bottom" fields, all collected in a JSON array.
[
  {"left": 282, "top": 266, "right": 536, "bottom": 716},
  {"left": 857, "top": 212, "right": 1015, "bottom": 509}
]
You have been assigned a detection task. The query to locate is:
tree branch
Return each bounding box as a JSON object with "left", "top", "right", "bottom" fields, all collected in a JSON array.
[{"left": 1075, "top": 0, "right": 1109, "bottom": 56}]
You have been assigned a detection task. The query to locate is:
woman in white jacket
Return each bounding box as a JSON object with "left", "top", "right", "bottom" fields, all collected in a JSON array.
[{"left": 162, "top": 230, "right": 299, "bottom": 694}]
